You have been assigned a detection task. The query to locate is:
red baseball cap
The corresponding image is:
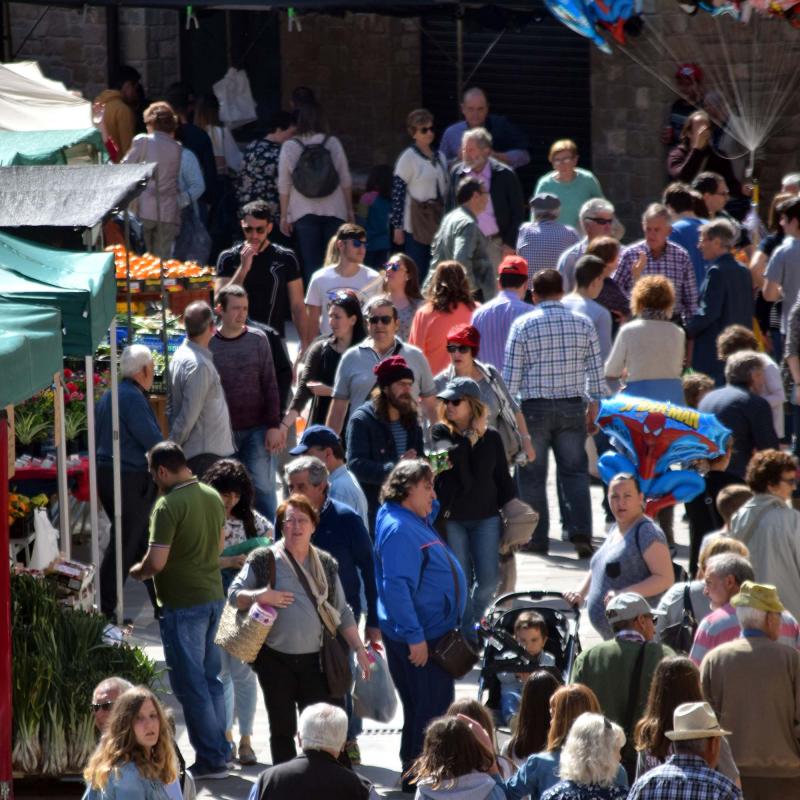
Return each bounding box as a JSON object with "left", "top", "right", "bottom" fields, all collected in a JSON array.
[
  {"left": 676, "top": 63, "right": 703, "bottom": 82},
  {"left": 498, "top": 255, "right": 528, "bottom": 277}
]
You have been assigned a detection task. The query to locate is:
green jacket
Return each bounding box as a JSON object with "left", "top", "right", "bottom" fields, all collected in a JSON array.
[{"left": 430, "top": 206, "right": 492, "bottom": 300}]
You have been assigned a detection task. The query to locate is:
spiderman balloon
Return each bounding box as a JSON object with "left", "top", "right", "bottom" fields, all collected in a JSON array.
[{"left": 597, "top": 395, "right": 732, "bottom": 517}]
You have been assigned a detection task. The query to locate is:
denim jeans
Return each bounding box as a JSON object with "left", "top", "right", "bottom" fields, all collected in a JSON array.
[
  {"left": 293, "top": 213, "right": 345, "bottom": 285},
  {"left": 445, "top": 516, "right": 501, "bottom": 641},
  {"left": 518, "top": 398, "right": 592, "bottom": 548},
  {"left": 159, "top": 600, "right": 229, "bottom": 771},
  {"left": 234, "top": 426, "right": 277, "bottom": 522},
  {"left": 345, "top": 651, "right": 363, "bottom": 742},
  {"left": 403, "top": 235, "right": 432, "bottom": 287},
  {"left": 220, "top": 648, "right": 258, "bottom": 737}
]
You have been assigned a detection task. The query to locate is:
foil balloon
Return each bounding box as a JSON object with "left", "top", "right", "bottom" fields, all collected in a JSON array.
[{"left": 544, "top": 0, "right": 612, "bottom": 52}]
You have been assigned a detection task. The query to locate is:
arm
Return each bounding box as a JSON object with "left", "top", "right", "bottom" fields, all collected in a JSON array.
[
  {"left": 452, "top": 222, "right": 479, "bottom": 270},
  {"left": 667, "top": 143, "right": 709, "bottom": 181},
  {"left": 168, "top": 363, "right": 212, "bottom": 446},
  {"left": 350, "top": 515, "right": 381, "bottom": 631},
  {"left": 258, "top": 336, "right": 282, "bottom": 432},
  {"left": 612, "top": 250, "right": 634, "bottom": 297},
  {"left": 178, "top": 150, "right": 206, "bottom": 208},
  {"left": 681, "top": 255, "right": 699, "bottom": 321},
  {"left": 623, "top": 540, "right": 674, "bottom": 598},
  {"left": 564, "top": 570, "right": 592, "bottom": 607},
  {"left": 491, "top": 431, "right": 517, "bottom": 506},
  {"left": 763, "top": 248, "right": 785, "bottom": 302},
  {"left": 584, "top": 326, "right": 607, "bottom": 398},
  {"left": 502, "top": 323, "right": 524, "bottom": 398},
  {"left": 287, "top": 277, "right": 308, "bottom": 349},
  {"left": 685, "top": 268, "right": 722, "bottom": 337},
  {"left": 604, "top": 328, "right": 627, "bottom": 380},
  {"left": 376, "top": 531, "right": 426, "bottom": 643},
  {"left": 750, "top": 397, "right": 780, "bottom": 450},
  {"left": 749, "top": 249, "right": 768, "bottom": 290},
  {"left": 126, "top": 393, "right": 163, "bottom": 454},
  {"left": 332, "top": 137, "right": 354, "bottom": 221},
  {"left": 326, "top": 398, "right": 350, "bottom": 436},
  {"left": 501, "top": 171, "right": 526, "bottom": 250},
  {"left": 762, "top": 279, "right": 782, "bottom": 303},
  {"left": 288, "top": 339, "right": 324, "bottom": 419},
  {"left": 346, "top": 414, "right": 395, "bottom": 487},
  {"left": 129, "top": 545, "right": 170, "bottom": 581}
]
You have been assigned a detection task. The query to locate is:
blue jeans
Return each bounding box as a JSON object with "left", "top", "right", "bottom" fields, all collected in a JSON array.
[
  {"left": 404, "top": 234, "right": 432, "bottom": 287},
  {"left": 234, "top": 426, "right": 276, "bottom": 522},
  {"left": 293, "top": 213, "right": 345, "bottom": 285},
  {"left": 220, "top": 648, "right": 258, "bottom": 737},
  {"left": 345, "top": 651, "right": 363, "bottom": 742},
  {"left": 517, "top": 398, "right": 592, "bottom": 548},
  {"left": 445, "top": 516, "right": 501, "bottom": 641},
  {"left": 159, "top": 600, "right": 229, "bottom": 771},
  {"left": 383, "top": 635, "right": 455, "bottom": 769}
]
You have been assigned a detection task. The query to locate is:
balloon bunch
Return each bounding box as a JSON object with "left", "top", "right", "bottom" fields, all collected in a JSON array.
[
  {"left": 544, "top": 0, "right": 645, "bottom": 53},
  {"left": 596, "top": 395, "right": 732, "bottom": 518},
  {"left": 676, "top": 0, "right": 800, "bottom": 25}
]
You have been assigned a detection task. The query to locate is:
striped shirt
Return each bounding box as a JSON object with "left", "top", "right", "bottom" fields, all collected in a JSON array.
[
  {"left": 614, "top": 239, "right": 698, "bottom": 323},
  {"left": 471, "top": 289, "right": 532, "bottom": 373},
  {"left": 689, "top": 602, "right": 800, "bottom": 665},
  {"left": 516, "top": 219, "right": 579, "bottom": 283},
  {"left": 503, "top": 300, "right": 607, "bottom": 401}
]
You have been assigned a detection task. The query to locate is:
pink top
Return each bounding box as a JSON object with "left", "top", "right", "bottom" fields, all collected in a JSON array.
[
  {"left": 408, "top": 302, "right": 477, "bottom": 375},
  {"left": 467, "top": 162, "right": 500, "bottom": 238}
]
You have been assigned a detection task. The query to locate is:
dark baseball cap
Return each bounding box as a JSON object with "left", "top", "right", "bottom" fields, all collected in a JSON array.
[{"left": 289, "top": 424, "right": 341, "bottom": 455}]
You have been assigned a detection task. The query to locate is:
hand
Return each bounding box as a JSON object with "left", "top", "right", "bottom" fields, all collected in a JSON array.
[
  {"left": 240, "top": 243, "right": 257, "bottom": 274},
  {"left": 356, "top": 647, "right": 372, "bottom": 680},
  {"left": 307, "top": 381, "right": 332, "bottom": 397},
  {"left": 265, "top": 427, "right": 285, "bottom": 453},
  {"left": 563, "top": 591, "right": 583, "bottom": 607},
  {"left": 220, "top": 554, "right": 247, "bottom": 570},
  {"left": 365, "top": 626, "right": 383, "bottom": 647},
  {"left": 661, "top": 126, "right": 673, "bottom": 145},
  {"left": 400, "top": 449, "right": 418, "bottom": 461},
  {"left": 408, "top": 640, "right": 428, "bottom": 667},
  {"left": 280, "top": 217, "right": 293, "bottom": 237},
  {"left": 129, "top": 562, "right": 145, "bottom": 581},
  {"left": 501, "top": 244, "right": 516, "bottom": 257},
  {"left": 393, "top": 229, "right": 405, "bottom": 247},
  {"left": 456, "top": 714, "right": 498, "bottom": 774},
  {"left": 631, "top": 252, "right": 647, "bottom": 283},
  {"left": 257, "top": 588, "right": 295, "bottom": 608},
  {"left": 523, "top": 438, "right": 536, "bottom": 463},
  {"left": 604, "top": 590, "right": 617, "bottom": 606}
]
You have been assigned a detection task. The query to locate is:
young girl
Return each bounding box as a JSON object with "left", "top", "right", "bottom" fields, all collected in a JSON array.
[
  {"left": 83, "top": 687, "right": 178, "bottom": 800},
  {"left": 408, "top": 716, "right": 505, "bottom": 799}
]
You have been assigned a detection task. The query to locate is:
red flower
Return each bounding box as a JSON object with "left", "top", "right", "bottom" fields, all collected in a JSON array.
[
  {"left": 93, "top": 374, "right": 102, "bottom": 385},
  {"left": 66, "top": 382, "right": 78, "bottom": 393},
  {"left": 63, "top": 368, "right": 73, "bottom": 378}
]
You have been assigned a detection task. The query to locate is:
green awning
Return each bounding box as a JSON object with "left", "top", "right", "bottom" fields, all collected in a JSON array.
[
  {"left": 0, "top": 303, "right": 63, "bottom": 407},
  {"left": 0, "top": 233, "right": 116, "bottom": 356},
  {"left": 0, "top": 129, "right": 108, "bottom": 166}
]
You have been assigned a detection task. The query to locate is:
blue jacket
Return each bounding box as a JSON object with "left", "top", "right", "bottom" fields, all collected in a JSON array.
[
  {"left": 345, "top": 401, "right": 425, "bottom": 531},
  {"left": 373, "top": 501, "right": 466, "bottom": 644},
  {"left": 96, "top": 378, "right": 162, "bottom": 472},
  {"left": 686, "top": 253, "right": 754, "bottom": 384}
]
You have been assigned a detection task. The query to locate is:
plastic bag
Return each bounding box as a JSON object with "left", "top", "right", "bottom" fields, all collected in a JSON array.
[
  {"left": 213, "top": 68, "right": 257, "bottom": 130},
  {"left": 353, "top": 644, "right": 398, "bottom": 723},
  {"left": 30, "top": 508, "right": 60, "bottom": 570}
]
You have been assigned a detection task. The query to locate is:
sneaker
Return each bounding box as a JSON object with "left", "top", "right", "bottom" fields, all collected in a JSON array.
[
  {"left": 237, "top": 743, "right": 257, "bottom": 765},
  {"left": 345, "top": 739, "right": 361, "bottom": 765},
  {"left": 188, "top": 764, "right": 229, "bottom": 780}
]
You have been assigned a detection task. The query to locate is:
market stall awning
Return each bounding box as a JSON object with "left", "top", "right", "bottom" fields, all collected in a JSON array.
[
  {"left": 0, "top": 233, "right": 116, "bottom": 356},
  {"left": 0, "top": 303, "right": 63, "bottom": 408},
  {"left": 0, "top": 129, "right": 108, "bottom": 166},
  {"left": 0, "top": 164, "right": 155, "bottom": 228}
]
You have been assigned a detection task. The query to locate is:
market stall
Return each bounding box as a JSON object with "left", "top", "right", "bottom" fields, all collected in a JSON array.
[{"left": 0, "top": 129, "right": 107, "bottom": 166}]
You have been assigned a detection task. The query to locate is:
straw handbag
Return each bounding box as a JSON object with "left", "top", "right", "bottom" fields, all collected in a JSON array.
[{"left": 215, "top": 548, "right": 276, "bottom": 663}]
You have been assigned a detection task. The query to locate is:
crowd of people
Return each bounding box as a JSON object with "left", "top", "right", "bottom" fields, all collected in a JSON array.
[{"left": 82, "top": 68, "right": 800, "bottom": 800}]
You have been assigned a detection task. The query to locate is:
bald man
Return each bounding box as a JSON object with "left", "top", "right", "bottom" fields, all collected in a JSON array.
[{"left": 440, "top": 87, "right": 530, "bottom": 170}]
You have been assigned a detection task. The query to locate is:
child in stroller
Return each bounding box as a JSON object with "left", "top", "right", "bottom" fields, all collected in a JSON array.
[{"left": 478, "top": 591, "right": 582, "bottom": 729}]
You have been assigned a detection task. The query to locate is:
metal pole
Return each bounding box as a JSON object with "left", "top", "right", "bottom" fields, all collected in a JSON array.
[
  {"left": 85, "top": 354, "right": 101, "bottom": 607},
  {"left": 110, "top": 318, "right": 124, "bottom": 623},
  {"left": 124, "top": 210, "right": 132, "bottom": 343},
  {"left": 54, "top": 371, "right": 71, "bottom": 558}
]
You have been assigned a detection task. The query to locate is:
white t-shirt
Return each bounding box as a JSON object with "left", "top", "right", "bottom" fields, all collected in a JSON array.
[{"left": 305, "top": 264, "right": 381, "bottom": 335}]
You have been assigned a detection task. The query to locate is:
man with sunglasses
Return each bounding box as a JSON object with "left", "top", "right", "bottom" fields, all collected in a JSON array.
[
  {"left": 304, "top": 223, "right": 381, "bottom": 343},
  {"left": 91, "top": 676, "right": 134, "bottom": 734},
  {"left": 216, "top": 200, "right": 307, "bottom": 345},
  {"left": 557, "top": 198, "right": 617, "bottom": 293}
]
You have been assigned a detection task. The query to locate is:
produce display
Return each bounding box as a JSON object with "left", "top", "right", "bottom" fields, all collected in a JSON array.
[
  {"left": 107, "top": 245, "right": 214, "bottom": 291},
  {"left": 11, "top": 573, "right": 160, "bottom": 776}
]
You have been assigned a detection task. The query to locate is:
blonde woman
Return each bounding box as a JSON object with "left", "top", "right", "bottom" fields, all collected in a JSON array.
[{"left": 83, "top": 686, "right": 178, "bottom": 799}]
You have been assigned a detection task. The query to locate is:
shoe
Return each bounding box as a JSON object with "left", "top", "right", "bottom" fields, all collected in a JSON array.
[
  {"left": 572, "top": 537, "right": 594, "bottom": 559},
  {"left": 345, "top": 739, "right": 361, "bottom": 765},
  {"left": 188, "top": 764, "right": 229, "bottom": 780},
  {"left": 521, "top": 541, "right": 549, "bottom": 555},
  {"left": 237, "top": 743, "right": 257, "bottom": 765}
]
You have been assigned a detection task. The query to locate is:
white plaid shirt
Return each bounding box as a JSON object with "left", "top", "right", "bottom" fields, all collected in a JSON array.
[
  {"left": 627, "top": 754, "right": 742, "bottom": 800},
  {"left": 516, "top": 219, "right": 580, "bottom": 282},
  {"left": 503, "top": 301, "right": 608, "bottom": 401}
]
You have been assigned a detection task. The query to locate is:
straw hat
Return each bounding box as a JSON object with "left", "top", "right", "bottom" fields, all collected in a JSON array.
[
  {"left": 665, "top": 702, "right": 731, "bottom": 741},
  {"left": 730, "top": 581, "right": 784, "bottom": 614}
]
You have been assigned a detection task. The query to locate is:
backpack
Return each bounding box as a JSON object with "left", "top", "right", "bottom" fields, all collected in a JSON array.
[{"left": 291, "top": 136, "right": 340, "bottom": 198}]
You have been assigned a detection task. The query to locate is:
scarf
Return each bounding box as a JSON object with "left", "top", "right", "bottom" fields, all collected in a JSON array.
[
  {"left": 277, "top": 540, "right": 341, "bottom": 635},
  {"left": 638, "top": 308, "right": 670, "bottom": 321}
]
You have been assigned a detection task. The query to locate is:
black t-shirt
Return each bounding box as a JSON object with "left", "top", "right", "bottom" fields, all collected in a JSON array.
[{"left": 216, "top": 242, "right": 301, "bottom": 336}]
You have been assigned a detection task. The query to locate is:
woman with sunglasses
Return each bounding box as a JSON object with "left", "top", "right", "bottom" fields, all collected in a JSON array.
[
  {"left": 391, "top": 108, "right": 449, "bottom": 285},
  {"left": 284, "top": 290, "right": 366, "bottom": 429},
  {"left": 382, "top": 253, "right": 424, "bottom": 340},
  {"left": 435, "top": 323, "right": 535, "bottom": 465},
  {"left": 432, "top": 377, "right": 517, "bottom": 648}
]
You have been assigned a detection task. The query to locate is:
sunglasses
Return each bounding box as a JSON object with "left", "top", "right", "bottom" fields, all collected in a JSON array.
[
  {"left": 418, "top": 126, "right": 434, "bottom": 134},
  {"left": 446, "top": 344, "right": 472, "bottom": 354},
  {"left": 340, "top": 236, "right": 367, "bottom": 247},
  {"left": 385, "top": 262, "right": 403, "bottom": 272},
  {"left": 242, "top": 225, "right": 267, "bottom": 233},
  {"left": 445, "top": 398, "right": 463, "bottom": 406},
  {"left": 368, "top": 315, "right": 393, "bottom": 325},
  {"left": 586, "top": 217, "right": 613, "bottom": 226},
  {"left": 91, "top": 701, "right": 114, "bottom": 713}
]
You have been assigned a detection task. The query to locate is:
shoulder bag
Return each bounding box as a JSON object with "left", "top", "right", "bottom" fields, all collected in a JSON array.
[
  {"left": 482, "top": 364, "right": 525, "bottom": 465},
  {"left": 659, "top": 584, "right": 697, "bottom": 654},
  {"left": 408, "top": 151, "right": 445, "bottom": 246},
  {"left": 214, "top": 548, "right": 276, "bottom": 663},
  {"left": 284, "top": 547, "right": 353, "bottom": 697}
]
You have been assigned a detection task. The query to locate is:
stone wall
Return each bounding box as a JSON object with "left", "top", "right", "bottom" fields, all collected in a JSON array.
[
  {"left": 279, "top": 12, "right": 422, "bottom": 171},
  {"left": 590, "top": 5, "right": 800, "bottom": 235}
]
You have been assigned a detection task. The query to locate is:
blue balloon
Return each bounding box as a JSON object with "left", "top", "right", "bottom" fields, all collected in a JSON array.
[{"left": 544, "top": 0, "right": 613, "bottom": 52}]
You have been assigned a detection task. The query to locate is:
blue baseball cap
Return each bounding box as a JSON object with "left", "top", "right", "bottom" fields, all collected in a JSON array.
[{"left": 289, "top": 424, "right": 341, "bottom": 455}]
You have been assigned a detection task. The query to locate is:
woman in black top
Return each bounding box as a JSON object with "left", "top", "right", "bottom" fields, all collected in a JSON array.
[
  {"left": 432, "top": 377, "right": 516, "bottom": 647},
  {"left": 283, "top": 291, "right": 365, "bottom": 428}
]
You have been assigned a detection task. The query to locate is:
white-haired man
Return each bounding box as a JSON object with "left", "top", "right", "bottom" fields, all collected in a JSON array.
[
  {"left": 702, "top": 582, "right": 800, "bottom": 798},
  {"left": 91, "top": 676, "right": 134, "bottom": 733},
  {"left": 556, "top": 198, "right": 616, "bottom": 292},
  {"left": 95, "top": 344, "right": 163, "bottom": 620},
  {"left": 248, "top": 704, "right": 372, "bottom": 800}
]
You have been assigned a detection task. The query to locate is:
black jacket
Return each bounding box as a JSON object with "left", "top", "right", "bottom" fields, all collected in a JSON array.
[
  {"left": 447, "top": 157, "right": 525, "bottom": 250},
  {"left": 252, "top": 750, "right": 371, "bottom": 800},
  {"left": 431, "top": 423, "right": 516, "bottom": 523}
]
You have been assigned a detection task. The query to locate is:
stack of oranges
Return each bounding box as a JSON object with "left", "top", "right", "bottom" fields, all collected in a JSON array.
[{"left": 106, "top": 245, "right": 214, "bottom": 281}]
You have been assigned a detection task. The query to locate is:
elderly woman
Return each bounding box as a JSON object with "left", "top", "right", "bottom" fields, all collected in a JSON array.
[
  {"left": 432, "top": 378, "right": 517, "bottom": 645},
  {"left": 374, "top": 459, "right": 467, "bottom": 787},
  {"left": 121, "top": 102, "right": 182, "bottom": 258},
  {"left": 228, "top": 494, "right": 371, "bottom": 765},
  {"left": 435, "top": 323, "right": 535, "bottom": 465},
  {"left": 565, "top": 473, "right": 674, "bottom": 639},
  {"left": 539, "top": 714, "right": 628, "bottom": 800},
  {"left": 382, "top": 253, "right": 425, "bottom": 340},
  {"left": 409, "top": 260, "right": 478, "bottom": 374},
  {"left": 391, "top": 108, "right": 449, "bottom": 284}
]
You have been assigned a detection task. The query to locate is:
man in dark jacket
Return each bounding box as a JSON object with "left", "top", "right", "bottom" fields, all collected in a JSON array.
[
  {"left": 346, "top": 356, "right": 425, "bottom": 534},
  {"left": 686, "top": 219, "right": 754, "bottom": 384},
  {"left": 249, "top": 703, "right": 371, "bottom": 800}
]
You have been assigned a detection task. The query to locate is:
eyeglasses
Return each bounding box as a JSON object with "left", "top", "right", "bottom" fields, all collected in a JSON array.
[
  {"left": 780, "top": 477, "right": 797, "bottom": 486},
  {"left": 552, "top": 155, "right": 576, "bottom": 164},
  {"left": 91, "top": 701, "right": 114, "bottom": 713},
  {"left": 418, "top": 126, "right": 434, "bottom": 134},
  {"left": 368, "top": 315, "right": 393, "bottom": 326},
  {"left": 242, "top": 225, "right": 267, "bottom": 233},
  {"left": 445, "top": 398, "right": 463, "bottom": 406},
  {"left": 446, "top": 344, "right": 472, "bottom": 354},
  {"left": 585, "top": 217, "right": 613, "bottom": 226},
  {"left": 715, "top": 190, "right": 730, "bottom": 197}
]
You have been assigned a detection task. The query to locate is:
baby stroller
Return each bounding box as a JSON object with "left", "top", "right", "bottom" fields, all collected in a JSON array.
[{"left": 477, "top": 590, "right": 582, "bottom": 726}]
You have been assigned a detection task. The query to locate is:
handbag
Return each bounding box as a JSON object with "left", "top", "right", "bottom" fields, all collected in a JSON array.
[
  {"left": 409, "top": 197, "right": 444, "bottom": 246},
  {"left": 285, "top": 548, "right": 353, "bottom": 697},
  {"left": 483, "top": 365, "right": 526, "bottom": 464},
  {"left": 660, "top": 584, "right": 698, "bottom": 653},
  {"left": 214, "top": 548, "right": 276, "bottom": 663},
  {"left": 499, "top": 498, "right": 539, "bottom": 555}
]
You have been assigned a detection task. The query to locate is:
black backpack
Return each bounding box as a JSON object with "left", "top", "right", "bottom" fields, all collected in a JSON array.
[{"left": 291, "top": 136, "right": 340, "bottom": 198}]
